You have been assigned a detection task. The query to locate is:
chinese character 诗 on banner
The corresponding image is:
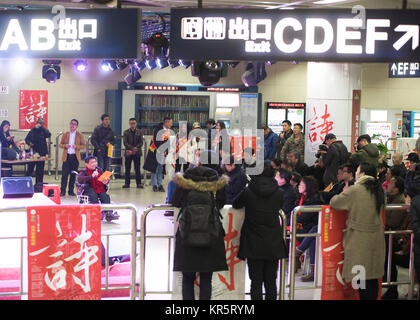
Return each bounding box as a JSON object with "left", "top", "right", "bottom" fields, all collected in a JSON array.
[
  {"left": 19, "top": 90, "right": 48, "bottom": 129},
  {"left": 27, "top": 205, "right": 102, "bottom": 300}
]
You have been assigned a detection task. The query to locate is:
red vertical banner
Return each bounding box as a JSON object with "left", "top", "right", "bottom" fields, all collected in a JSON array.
[
  {"left": 27, "top": 205, "right": 102, "bottom": 300},
  {"left": 19, "top": 90, "right": 48, "bottom": 129},
  {"left": 320, "top": 206, "right": 359, "bottom": 300},
  {"left": 231, "top": 136, "right": 257, "bottom": 161},
  {"left": 351, "top": 90, "right": 361, "bottom": 153},
  {"left": 321, "top": 206, "right": 384, "bottom": 300}
]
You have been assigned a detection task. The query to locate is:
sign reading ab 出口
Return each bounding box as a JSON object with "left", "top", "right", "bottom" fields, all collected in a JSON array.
[
  {"left": 170, "top": 9, "right": 420, "bottom": 62},
  {"left": 0, "top": 9, "right": 141, "bottom": 59}
]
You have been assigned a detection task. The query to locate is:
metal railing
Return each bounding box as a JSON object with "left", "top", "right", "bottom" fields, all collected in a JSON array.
[
  {"left": 139, "top": 204, "right": 175, "bottom": 300},
  {"left": 287, "top": 204, "right": 416, "bottom": 300},
  {"left": 0, "top": 204, "right": 138, "bottom": 300},
  {"left": 139, "top": 204, "right": 288, "bottom": 300}
]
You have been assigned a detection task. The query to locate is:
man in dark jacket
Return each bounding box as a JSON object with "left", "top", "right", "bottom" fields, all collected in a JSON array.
[
  {"left": 223, "top": 155, "right": 248, "bottom": 205},
  {"left": 171, "top": 158, "right": 228, "bottom": 300},
  {"left": 233, "top": 163, "right": 287, "bottom": 300},
  {"left": 275, "top": 168, "right": 297, "bottom": 226},
  {"left": 1, "top": 120, "right": 20, "bottom": 160},
  {"left": 91, "top": 114, "right": 115, "bottom": 172},
  {"left": 122, "top": 118, "right": 144, "bottom": 188},
  {"left": 321, "top": 133, "right": 349, "bottom": 186},
  {"left": 275, "top": 120, "right": 293, "bottom": 160},
  {"left": 25, "top": 118, "right": 51, "bottom": 186},
  {"left": 143, "top": 117, "right": 173, "bottom": 192},
  {"left": 287, "top": 151, "right": 308, "bottom": 177},
  {"left": 405, "top": 157, "right": 420, "bottom": 290},
  {"left": 349, "top": 134, "right": 379, "bottom": 168},
  {"left": 262, "top": 125, "right": 278, "bottom": 161}
]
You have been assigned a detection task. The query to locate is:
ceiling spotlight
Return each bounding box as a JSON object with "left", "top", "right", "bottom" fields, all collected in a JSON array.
[
  {"left": 169, "top": 59, "right": 179, "bottom": 68},
  {"left": 146, "top": 59, "right": 157, "bottom": 70},
  {"left": 116, "top": 59, "right": 128, "bottom": 70},
  {"left": 124, "top": 64, "right": 141, "bottom": 85},
  {"left": 157, "top": 58, "right": 169, "bottom": 69},
  {"left": 241, "top": 62, "right": 267, "bottom": 87},
  {"left": 101, "top": 60, "right": 111, "bottom": 72},
  {"left": 146, "top": 32, "right": 169, "bottom": 60},
  {"left": 227, "top": 61, "right": 240, "bottom": 68},
  {"left": 74, "top": 59, "right": 87, "bottom": 72},
  {"left": 179, "top": 60, "right": 191, "bottom": 69},
  {"left": 192, "top": 60, "right": 228, "bottom": 86},
  {"left": 134, "top": 59, "right": 147, "bottom": 71},
  {"left": 42, "top": 60, "right": 61, "bottom": 83}
]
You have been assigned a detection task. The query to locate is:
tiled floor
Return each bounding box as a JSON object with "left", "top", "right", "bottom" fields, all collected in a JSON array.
[{"left": 0, "top": 173, "right": 416, "bottom": 300}]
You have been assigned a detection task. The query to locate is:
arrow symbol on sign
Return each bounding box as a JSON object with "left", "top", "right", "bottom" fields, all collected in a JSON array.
[
  {"left": 393, "top": 25, "right": 419, "bottom": 51},
  {"left": 391, "top": 63, "right": 397, "bottom": 75}
]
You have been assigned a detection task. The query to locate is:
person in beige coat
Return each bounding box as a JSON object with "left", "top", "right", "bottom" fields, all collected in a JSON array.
[
  {"left": 59, "top": 119, "right": 86, "bottom": 196},
  {"left": 330, "top": 162, "right": 386, "bottom": 300}
]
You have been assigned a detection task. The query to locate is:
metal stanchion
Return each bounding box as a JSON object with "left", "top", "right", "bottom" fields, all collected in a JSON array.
[
  {"left": 140, "top": 204, "right": 175, "bottom": 300},
  {"left": 278, "top": 209, "right": 287, "bottom": 300},
  {"left": 55, "top": 132, "right": 63, "bottom": 180}
]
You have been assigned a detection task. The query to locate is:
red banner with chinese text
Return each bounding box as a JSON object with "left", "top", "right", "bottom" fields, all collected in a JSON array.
[
  {"left": 320, "top": 206, "right": 359, "bottom": 300},
  {"left": 231, "top": 136, "right": 257, "bottom": 161},
  {"left": 27, "top": 205, "right": 101, "bottom": 300},
  {"left": 19, "top": 90, "right": 48, "bottom": 129},
  {"left": 321, "top": 206, "right": 384, "bottom": 300}
]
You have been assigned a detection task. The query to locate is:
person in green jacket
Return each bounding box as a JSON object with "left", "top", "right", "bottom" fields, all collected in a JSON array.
[{"left": 349, "top": 134, "right": 379, "bottom": 168}]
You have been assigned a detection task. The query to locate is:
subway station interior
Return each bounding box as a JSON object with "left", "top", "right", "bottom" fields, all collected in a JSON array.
[{"left": 1, "top": 0, "right": 420, "bottom": 302}]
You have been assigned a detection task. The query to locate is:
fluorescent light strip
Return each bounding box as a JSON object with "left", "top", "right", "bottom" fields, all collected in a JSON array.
[{"left": 314, "top": 0, "right": 347, "bottom": 4}]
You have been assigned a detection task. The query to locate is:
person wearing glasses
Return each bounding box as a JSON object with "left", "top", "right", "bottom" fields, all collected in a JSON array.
[{"left": 59, "top": 119, "right": 86, "bottom": 196}]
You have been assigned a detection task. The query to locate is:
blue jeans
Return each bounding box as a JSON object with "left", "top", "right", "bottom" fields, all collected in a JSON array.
[
  {"left": 298, "top": 225, "right": 317, "bottom": 265},
  {"left": 96, "top": 150, "right": 110, "bottom": 171},
  {"left": 151, "top": 163, "right": 163, "bottom": 187}
]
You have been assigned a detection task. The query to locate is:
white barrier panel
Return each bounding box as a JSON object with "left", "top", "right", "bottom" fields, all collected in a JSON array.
[{"left": 172, "top": 206, "right": 246, "bottom": 300}]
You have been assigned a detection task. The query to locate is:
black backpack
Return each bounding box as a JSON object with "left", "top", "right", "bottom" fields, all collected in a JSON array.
[{"left": 177, "top": 190, "right": 223, "bottom": 248}]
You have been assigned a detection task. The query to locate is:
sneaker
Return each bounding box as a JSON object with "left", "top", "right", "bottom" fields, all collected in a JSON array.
[
  {"left": 153, "top": 186, "right": 158, "bottom": 192},
  {"left": 137, "top": 184, "right": 144, "bottom": 189},
  {"left": 68, "top": 191, "right": 76, "bottom": 196},
  {"left": 122, "top": 184, "right": 130, "bottom": 188},
  {"left": 158, "top": 185, "right": 165, "bottom": 192}
]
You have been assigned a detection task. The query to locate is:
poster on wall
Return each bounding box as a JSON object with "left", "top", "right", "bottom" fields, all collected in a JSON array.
[
  {"left": 172, "top": 207, "right": 246, "bottom": 300},
  {"left": 305, "top": 100, "right": 350, "bottom": 165},
  {"left": 398, "top": 138, "right": 418, "bottom": 168},
  {"left": 27, "top": 205, "right": 102, "bottom": 300},
  {"left": 366, "top": 123, "right": 392, "bottom": 140},
  {"left": 19, "top": 90, "right": 48, "bottom": 129}
]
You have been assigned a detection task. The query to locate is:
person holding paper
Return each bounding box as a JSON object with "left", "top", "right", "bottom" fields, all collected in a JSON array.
[
  {"left": 77, "top": 155, "right": 111, "bottom": 205},
  {"left": 91, "top": 114, "right": 115, "bottom": 172}
]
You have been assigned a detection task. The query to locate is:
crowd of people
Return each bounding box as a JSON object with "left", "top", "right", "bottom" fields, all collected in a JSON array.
[{"left": 2, "top": 114, "right": 420, "bottom": 301}]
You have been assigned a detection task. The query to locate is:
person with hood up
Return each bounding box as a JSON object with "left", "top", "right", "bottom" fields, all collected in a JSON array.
[
  {"left": 171, "top": 150, "right": 228, "bottom": 300},
  {"left": 233, "top": 163, "right": 287, "bottom": 300},
  {"left": 349, "top": 134, "right": 379, "bottom": 168}
]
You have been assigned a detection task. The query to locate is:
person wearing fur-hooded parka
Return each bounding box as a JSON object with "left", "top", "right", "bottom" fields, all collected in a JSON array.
[{"left": 171, "top": 164, "right": 229, "bottom": 300}]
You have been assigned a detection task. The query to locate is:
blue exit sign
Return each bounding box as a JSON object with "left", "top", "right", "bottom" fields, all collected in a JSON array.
[{"left": 389, "top": 62, "right": 420, "bottom": 78}]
